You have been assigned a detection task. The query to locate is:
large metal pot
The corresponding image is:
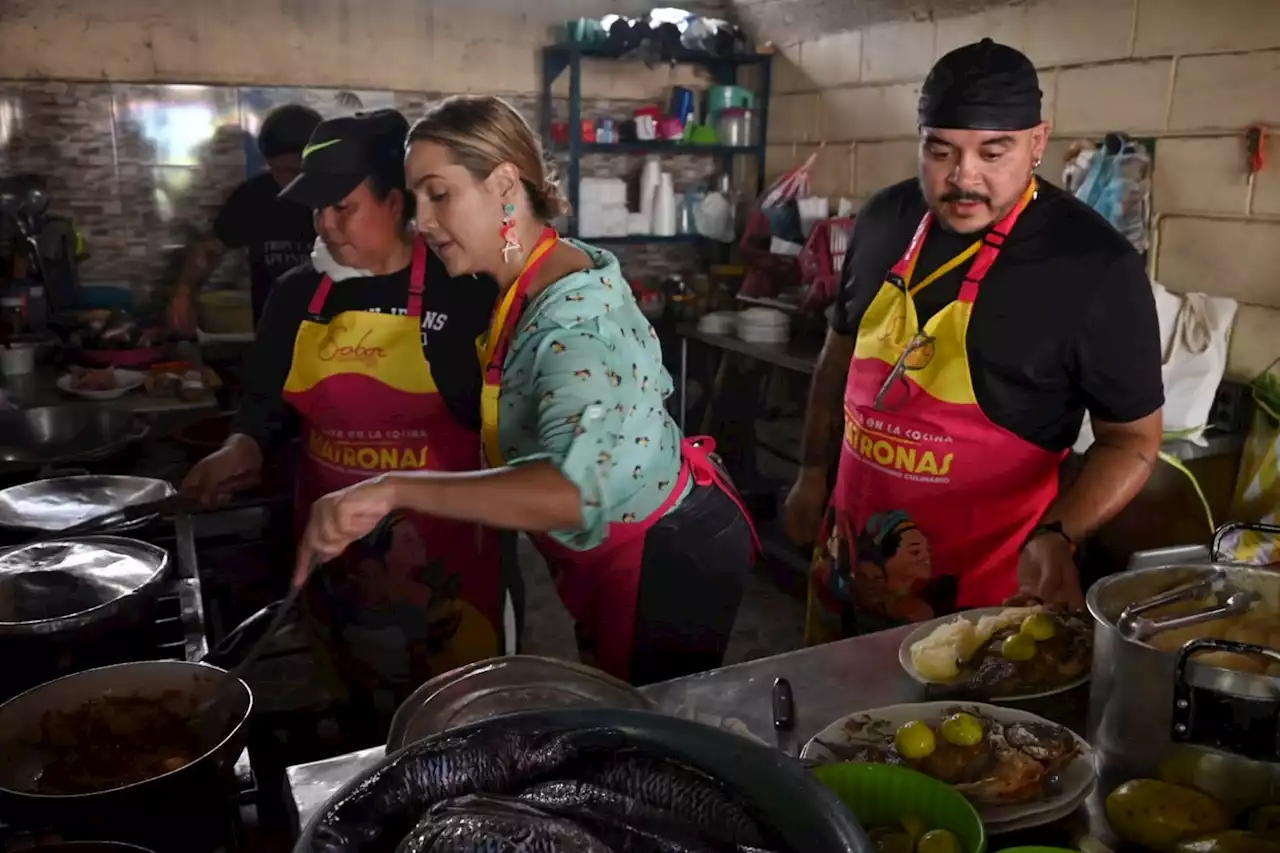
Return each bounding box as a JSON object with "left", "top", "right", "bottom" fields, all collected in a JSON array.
[
  {"left": 0, "top": 661, "right": 252, "bottom": 833},
  {"left": 0, "top": 406, "right": 149, "bottom": 475},
  {"left": 296, "top": 708, "right": 870, "bottom": 853},
  {"left": 1086, "top": 556, "right": 1280, "bottom": 813}
]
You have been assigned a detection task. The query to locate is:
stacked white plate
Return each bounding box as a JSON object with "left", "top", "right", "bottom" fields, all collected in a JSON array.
[{"left": 736, "top": 307, "right": 790, "bottom": 344}]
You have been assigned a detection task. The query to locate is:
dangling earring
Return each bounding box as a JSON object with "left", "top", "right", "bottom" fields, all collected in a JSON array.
[{"left": 500, "top": 202, "right": 522, "bottom": 263}]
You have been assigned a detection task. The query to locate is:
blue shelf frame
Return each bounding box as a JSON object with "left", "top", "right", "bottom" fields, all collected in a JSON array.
[{"left": 539, "top": 42, "right": 773, "bottom": 243}]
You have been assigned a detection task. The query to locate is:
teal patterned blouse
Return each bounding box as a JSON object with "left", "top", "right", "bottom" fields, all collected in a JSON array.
[{"left": 500, "top": 240, "right": 688, "bottom": 551}]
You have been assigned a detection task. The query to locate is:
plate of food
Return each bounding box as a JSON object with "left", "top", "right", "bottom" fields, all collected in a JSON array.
[
  {"left": 57, "top": 367, "right": 146, "bottom": 401},
  {"left": 801, "top": 701, "right": 1095, "bottom": 826},
  {"left": 900, "top": 605, "right": 1092, "bottom": 700}
]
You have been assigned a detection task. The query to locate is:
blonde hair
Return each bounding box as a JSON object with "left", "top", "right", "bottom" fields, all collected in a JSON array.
[{"left": 407, "top": 95, "right": 570, "bottom": 221}]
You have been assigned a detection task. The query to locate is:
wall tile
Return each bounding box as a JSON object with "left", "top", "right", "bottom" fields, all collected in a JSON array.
[
  {"left": 1225, "top": 302, "right": 1280, "bottom": 382},
  {"left": 1169, "top": 50, "right": 1280, "bottom": 132},
  {"left": 768, "top": 93, "right": 820, "bottom": 144},
  {"left": 854, "top": 140, "right": 917, "bottom": 196},
  {"left": 1023, "top": 0, "right": 1137, "bottom": 68},
  {"left": 809, "top": 144, "right": 855, "bottom": 197},
  {"left": 1054, "top": 60, "right": 1171, "bottom": 134},
  {"left": 771, "top": 45, "right": 808, "bottom": 95},
  {"left": 821, "top": 83, "right": 922, "bottom": 142},
  {"left": 1134, "top": 0, "right": 1280, "bottom": 57},
  {"left": 796, "top": 31, "right": 862, "bottom": 90},
  {"left": 1156, "top": 216, "right": 1280, "bottom": 308},
  {"left": 860, "top": 20, "right": 936, "bottom": 84},
  {"left": 934, "top": 7, "right": 1030, "bottom": 59},
  {"left": 1151, "top": 136, "right": 1251, "bottom": 215}
]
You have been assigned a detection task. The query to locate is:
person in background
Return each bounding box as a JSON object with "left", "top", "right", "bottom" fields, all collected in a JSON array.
[
  {"left": 292, "top": 95, "right": 757, "bottom": 687},
  {"left": 181, "top": 109, "right": 513, "bottom": 737},
  {"left": 166, "top": 104, "right": 322, "bottom": 334},
  {"left": 784, "top": 39, "right": 1164, "bottom": 643}
]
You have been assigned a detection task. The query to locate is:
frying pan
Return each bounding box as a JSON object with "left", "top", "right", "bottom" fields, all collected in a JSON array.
[{"left": 0, "top": 660, "right": 252, "bottom": 828}]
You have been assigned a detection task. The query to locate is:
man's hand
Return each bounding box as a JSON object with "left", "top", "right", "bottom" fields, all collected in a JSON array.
[
  {"left": 784, "top": 467, "right": 828, "bottom": 545},
  {"left": 1016, "top": 532, "right": 1084, "bottom": 608}
]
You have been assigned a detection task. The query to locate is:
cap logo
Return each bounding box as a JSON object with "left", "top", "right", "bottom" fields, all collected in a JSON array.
[{"left": 302, "top": 138, "right": 341, "bottom": 160}]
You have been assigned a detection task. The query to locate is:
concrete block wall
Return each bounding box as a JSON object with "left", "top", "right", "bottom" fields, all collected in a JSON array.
[
  {"left": 0, "top": 0, "right": 726, "bottom": 101},
  {"left": 741, "top": 0, "right": 1280, "bottom": 383}
]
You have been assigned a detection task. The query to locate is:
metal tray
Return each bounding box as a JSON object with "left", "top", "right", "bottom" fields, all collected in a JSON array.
[
  {"left": 386, "top": 655, "right": 655, "bottom": 750},
  {"left": 0, "top": 475, "right": 175, "bottom": 533}
]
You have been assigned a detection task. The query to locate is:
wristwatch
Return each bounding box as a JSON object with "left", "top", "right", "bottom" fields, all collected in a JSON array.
[{"left": 1024, "top": 520, "right": 1076, "bottom": 553}]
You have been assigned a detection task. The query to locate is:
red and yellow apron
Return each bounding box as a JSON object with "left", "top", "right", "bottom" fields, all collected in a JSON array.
[
  {"left": 283, "top": 238, "right": 507, "bottom": 708},
  {"left": 806, "top": 180, "right": 1064, "bottom": 643},
  {"left": 478, "top": 230, "right": 757, "bottom": 681}
]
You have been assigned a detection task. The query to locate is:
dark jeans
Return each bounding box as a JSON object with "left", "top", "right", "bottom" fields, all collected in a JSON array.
[{"left": 628, "top": 482, "right": 754, "bottom": 686}]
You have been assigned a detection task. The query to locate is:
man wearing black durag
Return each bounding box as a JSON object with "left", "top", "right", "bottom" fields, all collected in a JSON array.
[{"left": 786, "top": 39, "right": 1164, "bottom": 642}]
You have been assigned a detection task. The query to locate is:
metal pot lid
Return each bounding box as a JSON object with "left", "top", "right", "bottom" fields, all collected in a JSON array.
[
  {"left": 0, "top": 536, "right": 169, "bottom": 626},
  {"left": 0, "top": 475, "right": 175, "bottom": 532},
  {"left": 387, "top": 655, "right": 654, "bottom": 750}
]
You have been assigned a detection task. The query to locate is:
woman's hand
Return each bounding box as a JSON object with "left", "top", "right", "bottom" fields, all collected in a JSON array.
[{"left": 294, "top": 476, "right": 399, "bottom": 587}]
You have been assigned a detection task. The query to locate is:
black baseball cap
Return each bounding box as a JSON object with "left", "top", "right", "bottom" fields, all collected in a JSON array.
[{"left": 279, "top": 109, "right": 410, "bottom": 209}]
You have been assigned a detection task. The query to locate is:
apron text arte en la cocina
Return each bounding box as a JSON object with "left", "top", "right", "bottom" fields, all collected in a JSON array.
[
  {"left": 807, "top": 181, "right": 1065, "bottom": 643},
  {"left": 282, "top": 238, "right": 508, "bottom": 700}
]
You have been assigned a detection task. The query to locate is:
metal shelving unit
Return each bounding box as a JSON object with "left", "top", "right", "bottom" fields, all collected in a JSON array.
[{"left": 539, "top": 41, "right": 773, "bottom": 243}]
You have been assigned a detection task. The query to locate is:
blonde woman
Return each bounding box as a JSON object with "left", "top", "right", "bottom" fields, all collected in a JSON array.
[{"left": 295, "top": 96, "right": 757, "bottom": 686}]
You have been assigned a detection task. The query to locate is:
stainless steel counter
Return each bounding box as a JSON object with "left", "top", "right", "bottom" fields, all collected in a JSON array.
[
  {"left": 0, "top": 366, "right": 218, "bottom": 414},
  {"left": 284, "top": 625, "right": 924, "bottom": 832}
]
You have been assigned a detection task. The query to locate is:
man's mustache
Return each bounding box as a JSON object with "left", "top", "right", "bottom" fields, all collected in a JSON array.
[{"left": 941, "top": 190, "right": 990, "bottom": 204}]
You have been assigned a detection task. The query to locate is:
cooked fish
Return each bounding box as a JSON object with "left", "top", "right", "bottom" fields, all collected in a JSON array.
[
  {"left": 577, "top": 750, "right": 768, "bottom": 847},
  {"left": 318, "top": 726, "right": 628, "bottom": 851},
  {"left": 397, "top": 795, "right": 613, "bottom": 853}
]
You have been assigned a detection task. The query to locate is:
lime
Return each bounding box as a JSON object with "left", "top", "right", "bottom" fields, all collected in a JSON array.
[
  {"left": 917, "top": 828, "right": 962, "bottom": 853},
  {"left": 1001, "top": 631, "right": 1037, "bottom": 662},
  {"left": 869, "top": 828, "right": 915, "bottom": 853},
  {"left": 1021, "top": 612, "right": 1057, "bottom": 641},
  {"left": 900, "top": 815, "right": 927, "bottom": 842},
  {"left": 893, "top": 720, "right": 937, "bottom": 760},
  {"left": 1248, "top": 804, "right": 1280, "bottom": 832},
  {"left": 939, "top": 712, "right": 984, "bottom": 747}
]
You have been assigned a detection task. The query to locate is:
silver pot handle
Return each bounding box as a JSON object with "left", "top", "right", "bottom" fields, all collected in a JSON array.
[{"left": 1171, "top": 637, "right": 1280, "bottom": 762}]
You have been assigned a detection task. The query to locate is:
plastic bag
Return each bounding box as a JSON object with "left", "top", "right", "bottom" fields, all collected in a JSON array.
[{"left": 1073, "top": 135, "right": 1151, "bottom": 253}]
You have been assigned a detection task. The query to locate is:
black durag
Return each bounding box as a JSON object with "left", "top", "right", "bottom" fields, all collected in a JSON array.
[{"left": 918, "top": 38, "right": 1042, "bottom": 131}]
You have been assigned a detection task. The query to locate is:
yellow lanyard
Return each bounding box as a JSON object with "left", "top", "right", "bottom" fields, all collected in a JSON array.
[
  {"left": 901, "top": 180, "right": 1039, "bottom": 297},
  {"left": 903, "top": 241, "right": 981, "bottom": 296},
  {"left": 478, "top": 232, "right": 558, "bottom": 370}
]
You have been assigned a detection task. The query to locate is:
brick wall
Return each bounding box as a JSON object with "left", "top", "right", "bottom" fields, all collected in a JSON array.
[{"left": 747, "top": 0, "right": 1280, "bottom": 382}]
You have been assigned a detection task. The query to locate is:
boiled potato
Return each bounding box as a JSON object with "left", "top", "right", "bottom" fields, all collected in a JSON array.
[
  {"left": 1106, "top": 779, "right": 1231, "bottom": 853},
  {"left": 910, "top": 619, "right": 979, "bottom": 681},
  {"left": 1176, "top": 831, "right": 1280, "bottom": 853}
]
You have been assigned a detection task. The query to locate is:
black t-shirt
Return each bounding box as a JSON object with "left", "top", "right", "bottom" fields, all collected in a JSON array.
[
  {"left": 232, "top": 249, "right": 497, "bottom": 448},
  {"left": 212, "top": 172, "right": 316, "bottom": 322},
  {"left": 831, "top": 178, "right": 1163, "bottom": 452}
]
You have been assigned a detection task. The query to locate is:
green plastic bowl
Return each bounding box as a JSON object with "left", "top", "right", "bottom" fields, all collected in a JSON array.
[
  {"left": 813, "top": 763, "right": 988, "bottom": 853},
  {"left": 995, "top": 848, "right": 1077, "bottom": 853}
]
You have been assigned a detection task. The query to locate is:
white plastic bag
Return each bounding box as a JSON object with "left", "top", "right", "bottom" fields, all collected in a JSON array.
[{"left": 1075, "top": 281, "right": 1235, "bottom": 451}]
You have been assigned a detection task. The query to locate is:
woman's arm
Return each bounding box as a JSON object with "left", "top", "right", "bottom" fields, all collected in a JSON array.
[{"left": 381, "top": 460, "right": 583, "bottom": 531}]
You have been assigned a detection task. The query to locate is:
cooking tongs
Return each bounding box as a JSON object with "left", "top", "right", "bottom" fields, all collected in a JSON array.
[{"left": 1118, "top": 566, "right": 1260, "bottom": 642}]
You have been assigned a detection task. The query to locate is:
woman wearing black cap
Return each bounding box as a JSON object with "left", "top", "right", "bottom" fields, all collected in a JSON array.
[
  {"left": 786, "top": 39, "right": 1163, "bottom": 642},
  {"left": 182, "top": 110, "right": 513, "bottom": 736},
  {"left": 166, "top": 104, "right": 323, "bottom": 333}
]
